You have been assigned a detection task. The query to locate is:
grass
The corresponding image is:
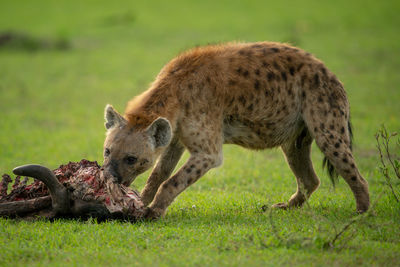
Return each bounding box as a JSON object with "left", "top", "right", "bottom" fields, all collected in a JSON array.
[{"left": 1, "top": 0, "right": 400, "bottom": 266}]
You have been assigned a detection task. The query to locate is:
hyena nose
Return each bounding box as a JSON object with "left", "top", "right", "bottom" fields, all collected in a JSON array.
[{"left": 103, "top": 160, "right": 123, "bottom": 183}]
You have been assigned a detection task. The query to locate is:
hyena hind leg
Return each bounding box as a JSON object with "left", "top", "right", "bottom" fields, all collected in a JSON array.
[
  {"left": 273, "top": 127, "right": 320, "bottom": 209},
  {"left": 312, "top": 123, "right": 370, "bottom": 213}
]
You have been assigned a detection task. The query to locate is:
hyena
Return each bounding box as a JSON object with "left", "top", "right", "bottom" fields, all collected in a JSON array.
[{"left": 102, "top": 42, "right": 370, "bottom": 219}]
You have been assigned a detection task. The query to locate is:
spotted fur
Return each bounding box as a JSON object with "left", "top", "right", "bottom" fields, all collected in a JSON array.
[{"left": 103, "top": 42, "right": 370, "bottom": 219}]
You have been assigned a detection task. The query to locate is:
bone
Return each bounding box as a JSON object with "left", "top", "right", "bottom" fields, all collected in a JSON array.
[
  {"left": 0, "top": 196, "right": 52, "bottom": 216},
  {"left": 0, "top": 174, "right": 12, "bottom": 199}
]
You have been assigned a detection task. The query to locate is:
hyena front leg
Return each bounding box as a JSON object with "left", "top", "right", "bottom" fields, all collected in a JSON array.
[
  {"left": 141, "top": 138, "right": 185, "bottom": 206},
  {"left": 144, "top": 151, "right": 222, "bottom": 219}
]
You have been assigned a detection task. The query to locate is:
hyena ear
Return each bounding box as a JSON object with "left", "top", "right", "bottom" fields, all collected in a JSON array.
[
  {"left": 104, "top": 104, "right": 127, "bottom": 130},
  {"left": 146, "top": 117, "right": 172, "bottom": 148}
]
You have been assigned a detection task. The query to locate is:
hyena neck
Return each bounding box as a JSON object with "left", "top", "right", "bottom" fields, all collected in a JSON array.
[{"left": 124, "top": 83, "right": 179, "bottom": 130}]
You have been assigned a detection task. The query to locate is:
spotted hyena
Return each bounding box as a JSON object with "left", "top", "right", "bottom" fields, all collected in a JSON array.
[{"left": 102, "top": 42, "right": 370, "bottom": 219}]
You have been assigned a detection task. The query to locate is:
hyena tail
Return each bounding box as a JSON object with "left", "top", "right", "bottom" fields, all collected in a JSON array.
[{"left": 322, "top": 118, "right": 353, "bottom": 186}]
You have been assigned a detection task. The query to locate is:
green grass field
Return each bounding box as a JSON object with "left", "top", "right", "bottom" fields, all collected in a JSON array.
[{"left": 1, "top": 0, "right": 400, "bottom": 266}]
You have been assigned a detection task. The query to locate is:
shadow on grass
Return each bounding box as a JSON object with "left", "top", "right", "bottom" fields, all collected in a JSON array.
[
  {"left": 100, "top": 12, "right": 136, "bottom": 27},
  {"left": 0, "top": 31, "right": 71, "bottom": 52}
]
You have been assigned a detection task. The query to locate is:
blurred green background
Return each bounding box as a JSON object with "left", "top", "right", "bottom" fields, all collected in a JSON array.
[
  {"left": 0, "top": 0, "right": 399, "bottom": 266},
  {"left": 0, "top": 0, "right": 399, "bottom": 171}
]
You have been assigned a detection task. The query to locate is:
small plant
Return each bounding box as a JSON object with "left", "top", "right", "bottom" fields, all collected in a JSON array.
[
  {"left": 375, "top": 125, "right": 400, "bottom": 202},
  {"left": 264, "top": 200, "right": 377, "bottom": 251}
]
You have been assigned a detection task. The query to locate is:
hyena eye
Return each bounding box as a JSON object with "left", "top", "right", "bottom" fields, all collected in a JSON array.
[
  {"left": 104, "top": 148, "right": 110, "bottom": 157},
  {"left": 124, "top": 156, "right": 137, "bottom": 165}
]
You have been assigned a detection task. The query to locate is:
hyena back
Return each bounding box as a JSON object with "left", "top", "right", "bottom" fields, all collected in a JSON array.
[{"left": 103, "top": 42, "right": 369, "bottom": 219}]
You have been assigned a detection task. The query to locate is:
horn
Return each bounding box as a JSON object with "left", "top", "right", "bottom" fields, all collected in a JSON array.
[{"left": 13, "top": 165, "right": 70, "bottom": 215}]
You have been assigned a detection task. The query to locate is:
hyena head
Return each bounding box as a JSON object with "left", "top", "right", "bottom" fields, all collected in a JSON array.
[{"left": 102, "top": 104, "right": 172, "bottom": 186}]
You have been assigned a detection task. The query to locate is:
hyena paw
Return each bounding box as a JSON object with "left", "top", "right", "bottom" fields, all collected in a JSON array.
[
  {"left": 142, "top": 207, "right": 163, "bottom": 220},
  {"left": 271, "top": 202, "right": 289, "bottom": 210}
]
